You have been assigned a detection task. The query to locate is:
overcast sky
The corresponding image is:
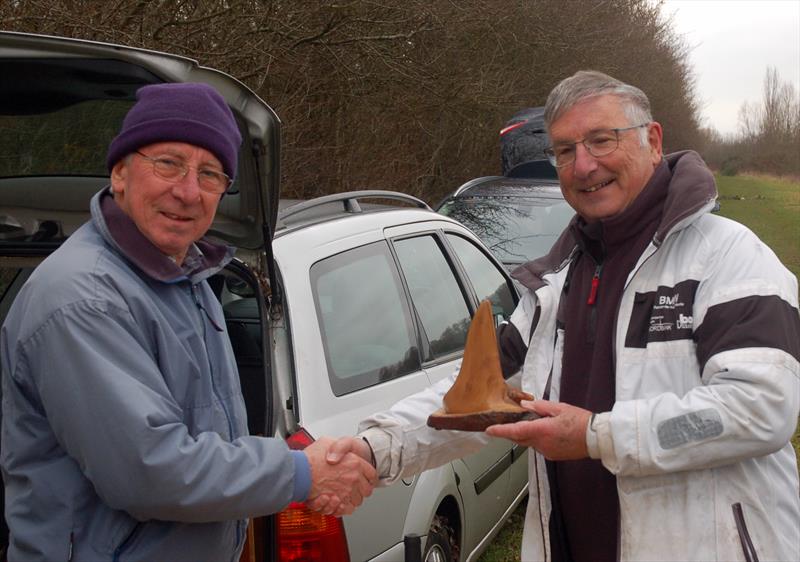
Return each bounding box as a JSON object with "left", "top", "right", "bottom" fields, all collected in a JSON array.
[{"left": 661, "top": 0, "right": 800, "bottom": 136}]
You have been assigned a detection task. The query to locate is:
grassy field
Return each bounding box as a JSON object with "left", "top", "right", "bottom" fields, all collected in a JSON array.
[
  {"left": 477, "top": 173, "right": 800, "bottom": 562},
  {"left": 715, "top": 174, "right": 800, "bottom": 278}
]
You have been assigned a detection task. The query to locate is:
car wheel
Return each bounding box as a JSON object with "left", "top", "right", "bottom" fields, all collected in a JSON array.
[{"left": 424, "top": 514, "right": 458, "bottom": 562}]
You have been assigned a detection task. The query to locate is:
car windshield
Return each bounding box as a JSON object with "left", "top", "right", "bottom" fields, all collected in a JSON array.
[{"left": 439, "top": 195, "right": 574, "bottom": 266}]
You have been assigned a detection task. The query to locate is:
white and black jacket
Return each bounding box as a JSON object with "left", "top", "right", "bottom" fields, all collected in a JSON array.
[{"left": 360, "top": 151, "right": 800, "bottom": 561}]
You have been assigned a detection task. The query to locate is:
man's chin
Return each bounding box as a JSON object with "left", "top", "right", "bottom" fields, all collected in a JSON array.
[
  {"left": 147, "top": 235, "right": 192, "bottom": 262},
  {"left": 578, "top": 207, "right": 624, "bottom": 223}
]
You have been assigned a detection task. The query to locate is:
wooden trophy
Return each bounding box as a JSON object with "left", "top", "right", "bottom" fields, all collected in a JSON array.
[{"left": 427, "top": 299, "right": 538, "bottom": 431}]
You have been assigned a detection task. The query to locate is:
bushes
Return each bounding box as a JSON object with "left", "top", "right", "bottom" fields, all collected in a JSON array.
[{"left": 720, "top": 158, "right": 743, "bottom": 177}]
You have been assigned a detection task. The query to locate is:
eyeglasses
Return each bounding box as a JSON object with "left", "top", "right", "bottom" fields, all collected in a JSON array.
[
  {"left": 544, "top": 123, "right": 649, "bottom": 168},
  {"left": 134, "top": 151, "right": 233, "bottom": 194}
]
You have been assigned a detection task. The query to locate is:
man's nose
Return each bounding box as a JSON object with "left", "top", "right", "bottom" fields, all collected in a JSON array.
[
  {"left": 572, "top": 142, "right": 598, "bottom": 177},
  {"left": 170, "top": 170, "right": 202, "bottom": 201}
]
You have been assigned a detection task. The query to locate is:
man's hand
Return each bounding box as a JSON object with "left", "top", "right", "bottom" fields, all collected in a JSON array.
[
  {"left": 303, "top": 437, "right": 376, "bottom": 516},
  {"left": 486, "top": 400, "right": 592, "bottom": 460},
  {"left": 325, "top": 436, "right": 373, "bottom": 466}
]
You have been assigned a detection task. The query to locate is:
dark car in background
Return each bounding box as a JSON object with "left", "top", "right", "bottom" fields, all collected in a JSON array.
[
  {"left": 437, "top": 107, "right": 574, "bottom": 269},
  {"left": 499, "top": 106, "right": 557, "bottom": 180},
  {"left": 436, "top": 176, "right": 573, "bottom": 269}
]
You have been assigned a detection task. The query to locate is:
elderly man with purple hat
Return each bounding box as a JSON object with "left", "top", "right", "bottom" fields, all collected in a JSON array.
[{"left": 0, "top": 83, "right": 376, "bottom": 561}]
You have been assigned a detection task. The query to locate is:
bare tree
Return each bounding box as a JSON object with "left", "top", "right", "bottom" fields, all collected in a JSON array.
[
  {"left": 705, "top": 66, "right": 800, "bottom": 176},
  {"left": 1, "top": 0, "right": 706, "bottom": 200}
]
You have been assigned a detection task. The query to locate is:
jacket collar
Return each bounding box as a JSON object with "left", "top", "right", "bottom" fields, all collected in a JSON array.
[
  {"left": 90, "top": 186, "right": 234, "bottom": 284},
  {"left": 654, "top": 150, "right": 718, "bottom": 246},
  {"left": 511, "top": 150, "right": 717, "bottom": 290}
]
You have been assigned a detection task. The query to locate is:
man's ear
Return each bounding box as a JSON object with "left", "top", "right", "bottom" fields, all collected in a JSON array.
[
  {"left": 646, "top": 121, "right": 664, "bottom": 165},
  {"left": 110, "top": 158, "right": 129, "bottom": 195}
]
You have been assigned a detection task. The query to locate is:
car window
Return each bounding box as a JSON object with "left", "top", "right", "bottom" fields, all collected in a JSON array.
[
  {"left": 0, "top": 269, "right": 20, "bottom": 300},
  {"left": 311, "top": 241, "right": 420, "bottom": 396},
  {"left": 0, "top": 99, "right": 132, "bottom": 178},
  {"left": 393, "top": 235, "right": 470, "bottom": 361},
  {"left": 446, "top": 233, "right": 517, "bottom": 320},
  {"left": 0, "top": 268, "right": 32, "bottom": 324},
  {"left": 439, "top": 196, "right": 574, "bottom": 265}
]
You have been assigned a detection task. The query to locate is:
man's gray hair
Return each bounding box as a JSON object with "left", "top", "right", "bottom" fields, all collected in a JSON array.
[{"left": 544, "top": 70, "right": 653, "bottom": 144}]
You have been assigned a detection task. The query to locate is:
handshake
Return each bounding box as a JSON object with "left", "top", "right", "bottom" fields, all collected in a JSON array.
[{"left": 302, "top": 436, "right": 377, "bottom": 516}]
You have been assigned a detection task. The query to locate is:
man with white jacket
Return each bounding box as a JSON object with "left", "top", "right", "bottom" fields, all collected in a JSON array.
[{"left": 326, "top": 70, "right": 800, "bottom": 561}]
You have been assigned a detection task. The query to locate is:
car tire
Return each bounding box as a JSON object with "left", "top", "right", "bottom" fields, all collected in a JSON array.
[{"left": 424, "top": 514, "right": 458, "bottom": 562}]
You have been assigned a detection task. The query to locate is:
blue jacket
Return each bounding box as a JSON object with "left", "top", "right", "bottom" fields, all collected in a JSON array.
[{"left": 1, "top": 188, "right": 310, "bottom": 561}]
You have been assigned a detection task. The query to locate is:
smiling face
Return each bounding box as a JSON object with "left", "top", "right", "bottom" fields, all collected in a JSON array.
[
  {"left": 549, "top": 95, "right": 663, "bottom": 222},
  {"left": 110, "top": 142, "right": 223, "bottom": 264}
]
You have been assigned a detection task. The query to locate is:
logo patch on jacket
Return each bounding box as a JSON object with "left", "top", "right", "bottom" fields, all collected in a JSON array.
[{"left": 625, "top": 279, "right": 699, "bottom": 348}]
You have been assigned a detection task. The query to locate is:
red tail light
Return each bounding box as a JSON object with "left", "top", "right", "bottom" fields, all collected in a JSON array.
[
  {"left": 278, "top": 428, "right": 351, "bottom": 562},
  {"left": 285, "top": 428, "right": 315, "bottom": 450},
  {"left": 277, "top": 502, "right": 350, "bottom": 562},
  {"left": 499, "top": 120, "right": 528, "bottom": 136}
]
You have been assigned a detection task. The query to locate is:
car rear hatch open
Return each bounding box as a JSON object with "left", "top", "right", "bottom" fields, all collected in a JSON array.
[{"left": 0, "top": 31, "right": 280, "bottom": 262}]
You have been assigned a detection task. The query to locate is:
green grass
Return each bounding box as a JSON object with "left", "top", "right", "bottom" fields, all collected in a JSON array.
[
  {"left": 477, "top": 173, "right": 800, "bottom": 561},
  {"left": 715, "top": 174, "right": 800, "bottom": 279},
  {"left": 477, "top": 497, "right": 527, "bottom": 562}
]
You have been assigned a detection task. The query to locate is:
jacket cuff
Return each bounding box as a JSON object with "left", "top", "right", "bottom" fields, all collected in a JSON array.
[
  {"left": 359, "top": 428, "right": 392, "bottom": 480},
  {"left": 586, "top": 412, "right": 618, "bottom": 468},
  {"left": 290, "top": 450, "right": 312, "bottom": 502},
  {"left": 586, "top": 412, "right": 617, "bottom": 462},
  {"left": 586, "top": 413, "right": 600, "bottom": 458}
]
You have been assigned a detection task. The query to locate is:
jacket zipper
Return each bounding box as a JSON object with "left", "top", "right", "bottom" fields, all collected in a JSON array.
[
  {"left": 586, "top": 262, "right": 603, "bottom": 343},
  {"left": 192, "top": 283, "right": 224, "bottom": 332},
  {"left": 191, "top": 283, "right": 234, "bottom": 439},
  {"left": 190, "top": 283, "right": 244, "bottom": 551},
  {"left": 587, "top": 264, "right": 602, "bottom": 305}
]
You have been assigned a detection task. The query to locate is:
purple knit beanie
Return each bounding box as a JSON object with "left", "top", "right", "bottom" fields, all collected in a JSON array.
[{"left": 106, "top": 83, "right": 242, "bottom": 179}]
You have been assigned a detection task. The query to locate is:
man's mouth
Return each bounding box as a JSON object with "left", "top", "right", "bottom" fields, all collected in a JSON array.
[
  {"left": 583, "top": 179, "right": 613, "bottom": 193},
  {"left": 162, "top": 211, "right": 192, "bottom": 222}
]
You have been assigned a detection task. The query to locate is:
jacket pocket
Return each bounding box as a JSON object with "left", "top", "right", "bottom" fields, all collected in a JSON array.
[{"left": 732, "top": 502, "right": 760, "bottom": 562}]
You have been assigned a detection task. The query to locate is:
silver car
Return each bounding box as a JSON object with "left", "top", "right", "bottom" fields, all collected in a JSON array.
[{"left": 0, "top": 32, "right": 527, "bottom": 561}]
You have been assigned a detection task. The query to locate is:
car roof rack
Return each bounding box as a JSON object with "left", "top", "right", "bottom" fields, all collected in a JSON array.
[
  {"left": 451, "top": 176, "right": 506, "bottom": 198},
  {"left": 279, "top": 190, "right": 431, "bottom": 222},
  {"left": 434, "top": 175, "right": 562, "bottom": 210}
]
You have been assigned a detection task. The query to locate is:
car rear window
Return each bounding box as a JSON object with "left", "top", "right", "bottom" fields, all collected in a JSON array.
[
  {"left": 440, "top": 196, "right": 574, "bottom": 265},
  {"left": 0, "top": 99, "right": 132, "bottom": 178},
  {"left": 0, "top": 57, "right": 159, "bottom": 246},
  {"left": 0, "top": 57, "right": 160, "bottom": 179}
]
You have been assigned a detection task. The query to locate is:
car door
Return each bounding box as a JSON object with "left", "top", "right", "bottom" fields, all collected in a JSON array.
[
  {"left": 283, "top": 232, "right": 436, "bottom": 561},
  {"left": 388, "top": 226, "right": 518, "bottom": 540}
]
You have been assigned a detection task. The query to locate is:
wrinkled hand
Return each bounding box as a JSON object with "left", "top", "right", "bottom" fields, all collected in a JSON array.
[
  {"left": 325, "top": 436, "right": 373, "bottom": 466},
  {"left": 485, "top": 400, "right": 592, "bottom": 460},
  {"left": 304, "top": 437, "right": 376, "bottom": 516}
]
